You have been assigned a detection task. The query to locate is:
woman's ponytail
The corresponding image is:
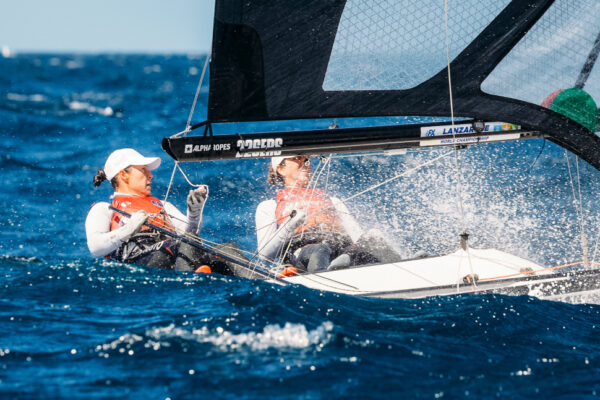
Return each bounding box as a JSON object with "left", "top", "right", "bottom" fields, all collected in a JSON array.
[{"left": 93, "top": 169, "right": 107, "bottom": 187}]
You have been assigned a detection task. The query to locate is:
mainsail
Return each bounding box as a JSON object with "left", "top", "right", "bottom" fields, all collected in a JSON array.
[{"left": 163, "top": 0, "right": 600, "bottom": 168}]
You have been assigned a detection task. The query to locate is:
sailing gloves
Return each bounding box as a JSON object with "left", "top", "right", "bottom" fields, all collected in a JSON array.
[
  {"left": 186, "top": 186, "right": 208, "bottom": 234},
  {"left": 284, "top": 209, "right": 307, "bottom": 234},
  {"left": 119, "top": 210, "right": 148, "bottom": 240}
]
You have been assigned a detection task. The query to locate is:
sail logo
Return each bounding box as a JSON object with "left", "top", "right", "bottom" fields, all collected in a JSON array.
[
  {"left": 184, "top": 143, "right": 231, "bottom": 153},
  {"left": 421, "top": 122, "right": 520, "bottom": 137},
  {"left": 235, "top": 138, "right": 283, "bottom": 158}
]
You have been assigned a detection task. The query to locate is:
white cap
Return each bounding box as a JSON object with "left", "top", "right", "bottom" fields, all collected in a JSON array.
[
  {"left": 104, "top": 148, "right": 161, "bottom": 180},
  {"left": 270, "top": 156, "right": 287, "bottom": 170},
  {"left": 271, "top": 155, "right": 309, "bottom": 170}
]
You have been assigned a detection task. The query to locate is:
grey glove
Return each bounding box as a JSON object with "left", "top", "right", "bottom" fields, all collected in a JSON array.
[
  {"left": 187, "top": 187, "right": 207, "bottom": 220},
  {"left": 119, "top": 210, "right": 148, "bottom": 240},
  {"left": 283, "top": 209, "right": 307, "bottom": 233},
  {"left": 187, "top": 186, "right": 208, "bottom": 234}
]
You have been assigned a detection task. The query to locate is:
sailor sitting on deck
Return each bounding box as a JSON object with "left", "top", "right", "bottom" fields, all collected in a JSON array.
[
  {"left": 255, "top": 155, "right": 401, "bottom": 273},
  {"left": 85, "top": 148, "right": 247, "bottom": 275}
]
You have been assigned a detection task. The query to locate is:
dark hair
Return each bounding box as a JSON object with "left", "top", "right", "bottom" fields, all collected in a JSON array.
[
  {"left": 93, "top": 169, "right": 107, "bottom": 187},
  {"left": 93, "top": 167, "right": 129, "bottom": 189},
  {"left": 267, "top": 163, "right": 284, "bottom": 185}
]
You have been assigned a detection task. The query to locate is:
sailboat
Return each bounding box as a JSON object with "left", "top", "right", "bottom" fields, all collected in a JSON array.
[{"left": 160, "top": 0, "right": 600, "bottom": 299}]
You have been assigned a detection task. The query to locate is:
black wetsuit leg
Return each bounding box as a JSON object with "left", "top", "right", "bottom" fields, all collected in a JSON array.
[
  {"left": 127, "top": 238, "right": 179, "bottom": 269},
  {"left": 173, "top": 241, "right": 213, "bottom": 272}
]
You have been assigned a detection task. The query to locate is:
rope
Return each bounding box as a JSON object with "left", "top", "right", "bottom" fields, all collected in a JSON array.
[
  {"left": 444, "top": 0, "right": 475, "bottom": 288},
  {"left": 477, "top": 260, "right": 600, "bottom": 282},
  {"left": 277, "top": 155, "right": 332, "bottom": 263},
  {"left": 575, "top": 157, "right": 589, "bottom": 268},
  {"left": 565, "top": 151, "right": 589, "bottom": 269},
  {"left": 164, "top": 53, "right": 211, "bottom": 203},
  {"left": 255, "top": 150, "right": 453, "bottom": 257}
]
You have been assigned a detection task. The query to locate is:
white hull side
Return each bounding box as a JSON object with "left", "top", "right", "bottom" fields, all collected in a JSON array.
[{"left": 279, "top": 248, "right": 551, "bottom": 297}]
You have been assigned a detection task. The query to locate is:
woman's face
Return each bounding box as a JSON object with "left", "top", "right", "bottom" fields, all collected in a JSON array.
[
  {"left": 277, "top": 156, "right": 311, "bottom": 187},
  {"left": 117, "top": 165, "right": 153, "bottom": 196}
]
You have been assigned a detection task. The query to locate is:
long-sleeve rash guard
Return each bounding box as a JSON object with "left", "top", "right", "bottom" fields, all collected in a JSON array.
[
  {"left": 255, "top": 196, "right": 362, "bottom": 262},
  {"left": 85, "top": 193, "right": 190, "bottom": 257}
]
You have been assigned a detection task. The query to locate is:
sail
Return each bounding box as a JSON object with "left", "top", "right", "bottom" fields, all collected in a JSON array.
[{"left": 164, "top": 0, "right": 600, "bottom": 169}]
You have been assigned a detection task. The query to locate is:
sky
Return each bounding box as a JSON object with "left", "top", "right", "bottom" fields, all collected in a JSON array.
[{"left": 0, "top": 0, "right": 215, "bottom": 53}]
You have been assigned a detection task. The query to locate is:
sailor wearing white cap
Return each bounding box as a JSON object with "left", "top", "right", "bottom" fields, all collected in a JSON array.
[
  {"left": 85, "top": 148, "right": 212, "bottom": 271},
  {"left": 256, "top": 155, "right": 401, "bottom": 273}
]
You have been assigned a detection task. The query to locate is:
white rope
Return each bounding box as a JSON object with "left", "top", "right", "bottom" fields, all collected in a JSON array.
[
  {"left": 163, "top": 161, "right": 179, "bottom": 203},
  {"left": 255, "top": 150, "right": 453, "bottom": 238},
  {"left": 164, "top": 53, "right": 211, "bottom": 201}
]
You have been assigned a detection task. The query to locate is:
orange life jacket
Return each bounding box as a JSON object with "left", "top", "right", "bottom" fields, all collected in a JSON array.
[
  {"left": 110, "top": 195, "right": 175, "bottom": 233},
  {"left": 275, "top": 187, "right": 344, "bottom": 235}
]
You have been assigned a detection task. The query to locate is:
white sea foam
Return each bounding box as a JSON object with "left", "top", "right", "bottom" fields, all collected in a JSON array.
[
  {"left": 68, "top": 101, "right": 114, "bottom": 116},
  {"left": 93, "top": 322, "right": 333, "bottom": 358},
  {"left": 147, "top": 321, "right": 334, "bottom": 351},
  {"left": 66, "top": 60, "right": 84, "bottom": 69},
  {"left": 537, "top": 289, "right": 600, "bottom": 305},
  {"left": 7, "top": 93, "right": 47, "bottom": 102},
  {"left": 143, "top": 64, "right": 162, "bottom": 74}
]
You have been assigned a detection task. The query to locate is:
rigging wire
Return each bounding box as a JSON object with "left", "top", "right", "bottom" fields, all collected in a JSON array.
[
  {"left": 163, "top": 53, "right": 211, "bottom": 204},
  {"left": 575, "top": 157, "right": 589, "bottom": 268},
  {"left": 444, "top": 0, "right": 475, "bottom": 287},
  {"left": 564, "top": 151, "right": 589, "bottom": 268},
  {"left": 186, "top": 53, "right": 211, "bottom": 133},
  {"left": 277, "top": 155, "right": 333, "bottom": 264}
]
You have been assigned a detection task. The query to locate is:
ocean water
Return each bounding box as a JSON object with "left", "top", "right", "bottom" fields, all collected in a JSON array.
[{"left": 2, "top": 53, "right": 600, "bottom": 399}]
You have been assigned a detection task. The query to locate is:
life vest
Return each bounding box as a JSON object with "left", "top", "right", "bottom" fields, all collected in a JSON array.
[
  {"left": 110, "top": 195, "right": 175, "bottom": 233},
  {"left": 275, "top": 187, "right": 344, "bottom": 235}
]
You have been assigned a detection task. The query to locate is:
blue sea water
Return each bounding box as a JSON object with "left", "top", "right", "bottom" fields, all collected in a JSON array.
[{"left": 2, "top": 53, "right": 600, "bottom": 399}]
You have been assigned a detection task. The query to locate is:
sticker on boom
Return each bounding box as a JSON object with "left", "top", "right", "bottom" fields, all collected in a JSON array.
[
  {"left": 235, "top": 138, "right": 283, "bottom": 158},
  {"left": 184, "top": 143, "right": 231, "bottom": 153},
  {"left": 420, "top": 122, "right": 520, "bottom": 138}
]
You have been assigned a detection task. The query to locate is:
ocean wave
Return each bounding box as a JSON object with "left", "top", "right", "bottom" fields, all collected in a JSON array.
[
  {"left": 6, "top": 93, "right": 48, "bottom": 102},
  {"left": 0, "top": 254, "right": 42, "bottom": 264},
  {"left": 68, "top": 101, "right": 115, "bottom": 117},
  {"left": 94, "top": 321, "right": 334, "bottom": 357}
]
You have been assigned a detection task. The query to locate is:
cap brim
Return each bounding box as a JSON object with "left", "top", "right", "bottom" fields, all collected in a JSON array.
[{"left": 145, "top": 157, "right": 161, "bottom": 171}]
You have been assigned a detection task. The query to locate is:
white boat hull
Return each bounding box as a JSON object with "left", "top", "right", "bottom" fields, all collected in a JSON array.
[{"left": 277, "top": 248, "right": 590, "bottom": 299}]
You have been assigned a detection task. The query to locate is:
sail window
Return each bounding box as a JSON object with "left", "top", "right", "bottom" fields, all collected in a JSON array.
[
  {"left": 322, "top": 0, "right": 510, "bottom": 91},
  {"left": 482, "top": 0, "right": 600, "bottom": 111}
]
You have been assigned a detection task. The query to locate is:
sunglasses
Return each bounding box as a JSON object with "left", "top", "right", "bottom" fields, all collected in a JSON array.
[{"left": 283, "top": 156, "right": 310, "bottom": 167}]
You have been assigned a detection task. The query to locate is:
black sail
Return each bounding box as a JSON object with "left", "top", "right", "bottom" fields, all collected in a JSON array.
[{"left": 163, "top": 0, "right": 600, "bottom": 169}]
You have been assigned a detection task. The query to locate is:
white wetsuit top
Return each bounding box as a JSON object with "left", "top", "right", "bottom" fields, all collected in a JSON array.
[
  {"left": 255, "top": 196, "right": 362, "bottom": 262},
  {"left": 85, "top": 192, "right": 191, "bottom": 257}
]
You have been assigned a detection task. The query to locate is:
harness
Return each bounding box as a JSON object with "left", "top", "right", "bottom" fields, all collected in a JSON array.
[
  {"left": 108, "top": 195, "right": 175, "bottom": 261},
  {"left": 275, "top": 188, "right": 351, "bottom": 258},
  {"left": 275, "top": 187, "right": 345, "bottom": 234}
]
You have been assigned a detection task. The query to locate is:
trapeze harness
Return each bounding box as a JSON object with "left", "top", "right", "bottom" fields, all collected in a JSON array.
[
  {"left": 108, "top": 195, "right": 175, "bottom": 261},
  {"left": 275, "top": 188, "right": 352, "bottom": 256}
]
